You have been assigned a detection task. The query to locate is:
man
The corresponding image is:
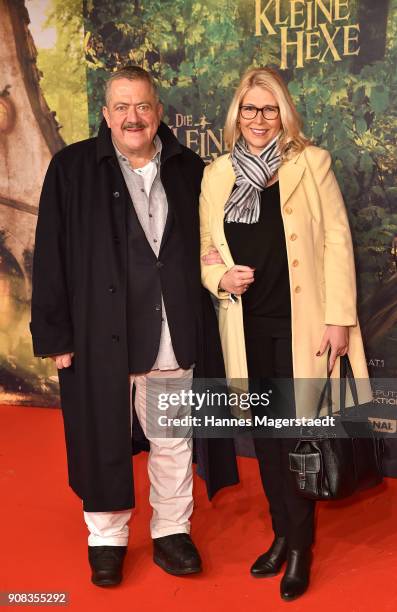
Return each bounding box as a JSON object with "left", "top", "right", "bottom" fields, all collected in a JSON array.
[{"left": 30, "top": 66, "right": 238, "bottom": 586}]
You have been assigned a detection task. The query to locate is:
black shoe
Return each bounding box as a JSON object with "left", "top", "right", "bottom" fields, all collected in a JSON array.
[
  {"left": 153, "top": 533, "right": 202, "bottom": 576},
  {"left": 280, "top": 548, "right": 312, "bottom": 601},
  {"left": 88, "top": 545, "right": 127, "bottom": 587},
  {"left": 250, "top": 536, "right": 288, "bottom": 577}
]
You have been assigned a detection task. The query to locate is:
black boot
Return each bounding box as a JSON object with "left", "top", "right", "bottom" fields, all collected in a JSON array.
[
  {"left": 88, "top": 545, "right": 127, "bottom": 587},
  {"left": 280, "top": 548, "right": 312, "bottom": 601},
  {"left": 250, "top": 536, "right": 288, "bottom": 577},
  {"left": 153, "top": 533, "right": 202, "bottom": 576}
]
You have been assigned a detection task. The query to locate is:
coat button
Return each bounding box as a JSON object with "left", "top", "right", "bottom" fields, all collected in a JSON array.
[
  {"left": 156, "top": 261, "right": 164, "bottom": 268},
  {"left": 290, "top": 233, "right": 298, "bottom": 241},
  {"left": 285, "top": 206, "right": 293, "bottom": 215},
  {"left": 111, "top": 334, "right": 120, "bottom": 342},
  {"left": 113, "top": 191, "right": 120, "bottom": 198},
  {"left": 155, "top": 304, "right": 161, "bottom": 311},
  {"left": 292, "top": 259, "right": 299, "bottom": 267},
  {"left": 108, "top": 285, "right": 116, "bottom": 293},
  {"left": 294, "top": 286, "right": 302, "bottom": 293},
  {"left": 113, "top": 236, "right": 120, "bottom": 244}
]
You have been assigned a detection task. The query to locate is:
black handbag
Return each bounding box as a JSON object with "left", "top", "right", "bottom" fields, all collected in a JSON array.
[{"left": 289, "top": 355, "right": 383, "bottom": 500}]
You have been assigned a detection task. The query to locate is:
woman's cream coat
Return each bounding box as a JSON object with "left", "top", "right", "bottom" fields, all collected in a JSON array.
[{"left": 199, "top": 145, "right": 372, "bottom": 418}]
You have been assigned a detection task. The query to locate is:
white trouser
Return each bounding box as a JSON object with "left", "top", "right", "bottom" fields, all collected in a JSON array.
[{"left": 84, "top": 367, "right": 194, "bottom": 546}]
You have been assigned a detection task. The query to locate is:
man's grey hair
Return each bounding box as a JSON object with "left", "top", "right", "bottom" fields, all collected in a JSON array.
[{"left": 104, "top": 65, "right": 160, "bottom": 106}]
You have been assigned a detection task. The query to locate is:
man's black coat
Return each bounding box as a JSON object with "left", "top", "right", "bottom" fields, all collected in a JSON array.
[{"left": 30, "top": 120, "right": 238, "bottom": 511}]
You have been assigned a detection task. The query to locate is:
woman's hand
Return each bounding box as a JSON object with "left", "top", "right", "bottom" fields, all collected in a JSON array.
[
  {"left": 219, "top": 265, "right": 255, "bottom": 295},
  {"left": 316, "top": 326, "right": 349, "bottom": 373},
  {"left": 201, "top": 248, "right": 225, "bottom": 265}
]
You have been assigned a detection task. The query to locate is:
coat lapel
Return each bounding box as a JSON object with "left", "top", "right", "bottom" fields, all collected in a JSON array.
[
  {"left": 278, "top": 154, "right": 306, "bottom": 207},
  {"left": 213, "top": 157, "right": 236, "bottom": 209},
  {"left": 211, "top": 158, "right": 236, "bottom": 265}
]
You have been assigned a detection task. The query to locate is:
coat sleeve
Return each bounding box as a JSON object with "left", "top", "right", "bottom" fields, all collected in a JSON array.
[
  {"left": 308, "top": 147, "right": 357, "bottom": 326},
  {"left": 199, "top": 167, "right": 229, "bottom": 300},
  {"left": 30, "top": 154, "right": 74, "bottom": 357}
]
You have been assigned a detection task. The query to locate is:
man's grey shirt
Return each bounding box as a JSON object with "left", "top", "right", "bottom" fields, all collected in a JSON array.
[{"left": 114, "top": 136, "right": 179, "bottom": 371}]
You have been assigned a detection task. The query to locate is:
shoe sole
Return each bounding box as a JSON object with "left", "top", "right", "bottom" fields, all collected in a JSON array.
[
  {"left": 280, "top": 583, "right": 309, "bottom": 601},
  {"left": 280, "top": 593, "right": 306, "bottom": 602},
  {"left": 153, "top": 556, "right": 202, "bottom": 576},
  {"left": 91, "top": 577, "right": 122, "bottom": 588},
  {"left": 251, "top": 570, "right": 280, "bottom": 578}
]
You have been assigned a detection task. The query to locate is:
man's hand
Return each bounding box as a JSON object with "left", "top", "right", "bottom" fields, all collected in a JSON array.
[
  {"left": 201, "top": 248, "right": 224, "bottom": 265},
  {"left": 51, "top": 353, "right": 74, "bottom": 369},
  {"left": 219, "top": 265, "right": 255, "bottom": 295},
  {"left": 317, "top": 326, "right": 349, "bottom": 373}
]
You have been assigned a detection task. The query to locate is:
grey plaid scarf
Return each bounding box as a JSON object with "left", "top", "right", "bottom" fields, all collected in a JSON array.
[{"left": 224, "top": 135, "right": 281, "bottom": 224}]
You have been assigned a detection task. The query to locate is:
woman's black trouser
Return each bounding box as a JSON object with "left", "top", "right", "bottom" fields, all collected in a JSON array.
[{"left": 246, "top": 333, "right": 315, "bottom": 550}]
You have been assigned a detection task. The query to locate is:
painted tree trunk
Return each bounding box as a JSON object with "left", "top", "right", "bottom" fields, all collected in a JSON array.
[{"left": 0, "top": 0, "right": 64, "bottom": 294}]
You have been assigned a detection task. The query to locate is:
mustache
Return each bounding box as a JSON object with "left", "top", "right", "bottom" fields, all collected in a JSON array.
[{"left": 122, "top": 121, "right": 147, "bottom": 130}]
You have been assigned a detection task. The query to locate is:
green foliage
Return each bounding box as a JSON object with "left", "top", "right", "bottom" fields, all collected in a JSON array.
[{"left": 36, "top": 0, "right": 89, "bottom": 143}]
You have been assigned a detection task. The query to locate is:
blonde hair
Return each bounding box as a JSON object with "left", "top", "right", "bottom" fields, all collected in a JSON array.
[{"left": 224, "top": 67, "right": 310, "bottom": 159}]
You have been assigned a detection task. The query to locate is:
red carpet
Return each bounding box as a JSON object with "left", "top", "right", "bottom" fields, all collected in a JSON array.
[{"left": 1, "top": 404, "right": 396, "bottom": 611}]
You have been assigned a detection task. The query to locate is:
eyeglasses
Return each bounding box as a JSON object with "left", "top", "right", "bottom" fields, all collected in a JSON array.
[{"left": 239, "top": 105, "right": 280, "bottom": 120}]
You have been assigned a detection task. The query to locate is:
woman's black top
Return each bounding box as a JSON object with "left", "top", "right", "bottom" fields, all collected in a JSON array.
[{"left": 224, "top": 182, "right": 291, "bottom": 338}]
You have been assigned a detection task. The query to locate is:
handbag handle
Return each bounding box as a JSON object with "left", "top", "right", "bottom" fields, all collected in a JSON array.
[
  {"left": 315, "top": 350, "right": 359, "bottom": 418},
  {"left": 339, "top": 354, "right": 359, "bottom": 414}
]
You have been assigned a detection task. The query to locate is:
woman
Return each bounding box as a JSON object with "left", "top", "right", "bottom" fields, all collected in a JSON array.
[{"left": 199, "top": 67, "right": 372, "bottom": 601}]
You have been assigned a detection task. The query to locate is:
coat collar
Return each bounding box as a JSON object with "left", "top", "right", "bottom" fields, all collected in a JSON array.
[
  {"left": 211, "top": 149, "right": 306, "bottom": 210},
  {"left": 278, "top": 152, "right": 306, "bottom": 207},
  {"left": 96, "top": 119, "right": 182, "bottom": 165}
]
